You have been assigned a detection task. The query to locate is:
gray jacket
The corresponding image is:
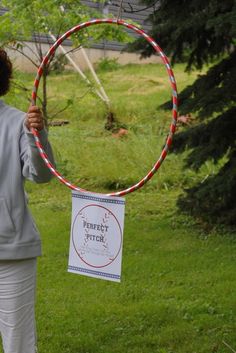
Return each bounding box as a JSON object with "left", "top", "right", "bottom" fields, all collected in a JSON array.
[{"left": 0, "top": 100, "right": 54, "bottom": 259}]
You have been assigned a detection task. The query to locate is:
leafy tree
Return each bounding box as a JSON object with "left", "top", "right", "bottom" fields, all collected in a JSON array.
[
  {"left": 0, "top": 0, "right": 128, "bottom": 121},
  {"left": 131, "top": 0, "right": 236, "bottom": 226}
]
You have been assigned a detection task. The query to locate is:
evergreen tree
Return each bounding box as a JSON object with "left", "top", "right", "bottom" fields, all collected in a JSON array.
[{"left": 131, "top": 0, "right": 236, "bottom": 226}]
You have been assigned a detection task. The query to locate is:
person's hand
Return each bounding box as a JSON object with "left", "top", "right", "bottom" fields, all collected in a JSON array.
[{"left": 25, "top": 106, "right": 44, "bottom": 131}]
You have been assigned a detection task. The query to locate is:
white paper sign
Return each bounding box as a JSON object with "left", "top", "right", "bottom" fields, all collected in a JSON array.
[{"left": 68, "top": 191, "right": 125, "bottom": 282}]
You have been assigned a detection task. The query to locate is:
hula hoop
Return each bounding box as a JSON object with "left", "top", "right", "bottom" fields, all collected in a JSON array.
[{"left": 31, "top": 18, "right": 178, "bottom": 197}]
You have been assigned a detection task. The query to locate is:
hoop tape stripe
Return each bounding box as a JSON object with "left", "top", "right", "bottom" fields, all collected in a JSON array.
[{"left": 31, "top": 18, "right": 178, "bottom": 197}]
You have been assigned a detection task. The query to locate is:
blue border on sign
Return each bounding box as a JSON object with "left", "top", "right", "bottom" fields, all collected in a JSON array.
[
  {"left": 68, "top": 265, "right": 121, "bottom": 280},
  {"left": 72, "top": 193, "right": 125, "bottom": 205}
]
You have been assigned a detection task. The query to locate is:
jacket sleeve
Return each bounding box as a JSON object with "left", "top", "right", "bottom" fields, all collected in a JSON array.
[{"left": 20, "top": 123, "right": 55, "bottom": 183}]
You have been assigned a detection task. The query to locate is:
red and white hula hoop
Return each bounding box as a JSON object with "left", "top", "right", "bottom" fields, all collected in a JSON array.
[{"left": 31, "top": 18, "right": 178, "bottom": 197}]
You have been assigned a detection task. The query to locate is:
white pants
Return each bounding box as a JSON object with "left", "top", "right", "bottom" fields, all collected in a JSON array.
[{"left": 0, "top": 258, "right": 37, "bottom": 353}]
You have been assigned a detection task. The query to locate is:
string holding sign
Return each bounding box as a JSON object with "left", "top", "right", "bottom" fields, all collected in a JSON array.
[{"left": 31, "top": 18, "right": 178, "bottom": 197}]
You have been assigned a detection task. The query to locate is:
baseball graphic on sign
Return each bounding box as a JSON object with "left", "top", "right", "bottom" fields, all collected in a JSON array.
[{"left": 72, "top": 204, "right": 123, "bottom": 268}]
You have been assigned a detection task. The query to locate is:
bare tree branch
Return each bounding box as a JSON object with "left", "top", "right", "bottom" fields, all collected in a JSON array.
[{"left": 7, "top": 45, "right": 38, "bottom": 68}]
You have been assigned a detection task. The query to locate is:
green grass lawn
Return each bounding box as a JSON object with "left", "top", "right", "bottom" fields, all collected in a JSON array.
[{"left": 2, "top": 62, "right": 236, "bottom": 353}]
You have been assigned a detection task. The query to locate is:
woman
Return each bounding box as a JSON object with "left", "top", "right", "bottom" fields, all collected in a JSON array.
[{"left": 0, "top": 48, "right": 54, "bottom": 353}]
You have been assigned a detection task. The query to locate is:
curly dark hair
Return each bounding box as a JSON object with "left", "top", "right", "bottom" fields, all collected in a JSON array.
[{"left": 0, "top": 48, "right": 13, "bottom": 96}]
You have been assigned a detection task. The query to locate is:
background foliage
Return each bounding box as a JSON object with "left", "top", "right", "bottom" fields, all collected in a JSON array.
[
  {"left": 131, "top": 0, "right": 236, "bottom": 225},
  {"left": 0, "top": 0, "right": 129, "bottom": 120}
]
